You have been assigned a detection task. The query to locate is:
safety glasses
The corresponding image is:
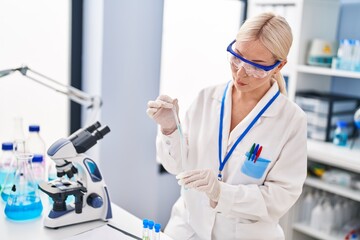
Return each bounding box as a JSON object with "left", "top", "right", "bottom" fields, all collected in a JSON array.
[{"left": 227, "top": 40, "right": 281, "bottom": 78}]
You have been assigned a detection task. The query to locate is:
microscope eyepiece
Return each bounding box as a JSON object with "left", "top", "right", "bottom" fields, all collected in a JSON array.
[
  {"left": 93, "top": 126, "right": 111, "bottom": 140},
  {"left": 86, "top": 121, "right": 101, "bottom": 133},
  {"left": 68, "top": 122, "right": 111, "bottom": 153}
]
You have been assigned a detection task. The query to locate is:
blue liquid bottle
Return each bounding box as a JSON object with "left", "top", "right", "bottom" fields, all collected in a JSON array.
[
  {"left": 1, "top": 143, "right": 18, "bottom": 201},
  {"left": 4, "top": 153, "right": 43, "bottom": 221},
  {"left": 333, "top": 121, "right": 348, "bottom": 147},
  {"left": 0, "top": 142, "right": 16, "bottom": 192}
]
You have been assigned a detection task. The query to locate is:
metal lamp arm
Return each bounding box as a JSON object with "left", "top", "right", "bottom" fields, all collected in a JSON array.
[
  {"left": 0, "top": 65, "right": 101, "bottom": 124},
  {"left": 19, "top": 66, "right": 97, "bottom": 108}
]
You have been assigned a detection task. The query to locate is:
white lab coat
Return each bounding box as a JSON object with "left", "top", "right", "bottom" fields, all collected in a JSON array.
[{"left": 156, "top": 81, "right": 307, "bottom": 240}]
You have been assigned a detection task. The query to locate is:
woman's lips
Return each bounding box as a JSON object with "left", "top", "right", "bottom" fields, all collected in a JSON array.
[{"left": 236, "top": 80, "right": 248, "bottom": 86}]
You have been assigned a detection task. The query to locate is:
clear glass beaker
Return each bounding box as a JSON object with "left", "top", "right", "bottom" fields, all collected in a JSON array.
[{"left": 3, "top": 153, "right": 43, "bottom": 221}]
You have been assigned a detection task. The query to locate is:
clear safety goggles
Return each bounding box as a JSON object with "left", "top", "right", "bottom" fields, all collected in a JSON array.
[{"left": 227, "top": 40, "right": 281, "bottom": 78}]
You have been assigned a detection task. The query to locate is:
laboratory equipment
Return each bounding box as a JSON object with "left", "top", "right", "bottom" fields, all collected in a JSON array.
[
  {"left": 4, "top": 152, "right": 43, "bottom": 221},
  {"left": 31, "top": 154, "right": 45, "bottom": 183},
  {"left": 355, "top": 108, "right": 360, "bottom": 129},
  {"left": 299, "top": 191, "right": 315, "bottom": 224},
  {"left": 38, "top": 121, "right": 112, "bottom": 228},
  {"left": 142, "top": 219, "right": 149, "bottom": 240},
  {"left": 310, "top": 200, "right": 323, "bottom": 230},
  {"left": 307, "top": 39, "right": 335, "bottom": 67},
  {"left": 349, "top": 108, "right": 360, "bottom": 148},
  {"left": 333, "top": 121, "right": 348, "bottom": 146},
  {"left": 0, "top": 66, "right": 102, "bottom": 125},
  {"left": 13, "top": 117, "right": 25, "bottom": 145},
  {"left": 27, "top": 125, "right": 46, "bottom": 161},
  {"left": 148, "top": 220, "right": 154, "bottom": 240},
  {"left": 154, "top": 223, "right": 161, "bottom": 240},
  {"left": 172, "top": 106, "right": 186, "bottom": 171},
  {"left": 0, "top": 142, "right": 16, "bottom": 191},
  {"left": 1, "top": 140, "right": 28, "bottom": 202},
  {"left": 1, "top": 143, "right": 20, "bottom": 202},
  {"left": 334, "top": 39, "right": 360, "bottom": 72},
  {"left": 27, "top": 125, "right": 46, "bottom": 182},
  {"left": 295, "top": 91, "right": 359, "bottom": 142}
]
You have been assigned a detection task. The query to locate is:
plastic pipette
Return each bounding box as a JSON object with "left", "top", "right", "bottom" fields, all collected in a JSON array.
[{"left": 172, "top": 107, "right": 186, "bottom": 171}]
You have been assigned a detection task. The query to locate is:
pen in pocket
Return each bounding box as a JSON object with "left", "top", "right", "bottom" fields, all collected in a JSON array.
[
  {"left": 248, "top": 143, "right": 256, "bottom": 160},
  {"left": 251, "top": 144, "right": 259, "bottom": 161},
  {"left": 254, "top": 146, "right": 263, "bottom": 163}
]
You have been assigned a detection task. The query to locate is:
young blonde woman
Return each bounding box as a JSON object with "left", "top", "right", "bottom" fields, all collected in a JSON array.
[{"left": 147, "top": 12, "right": 307, "bottom": 240}]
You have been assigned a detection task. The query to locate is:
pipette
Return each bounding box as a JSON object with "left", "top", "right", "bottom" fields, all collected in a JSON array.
[{"left": 172, "top": 106, "right": 186, "bottom": 172}]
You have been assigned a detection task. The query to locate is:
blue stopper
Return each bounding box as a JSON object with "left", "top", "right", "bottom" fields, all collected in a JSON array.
[
  {"left": 154, "top": 223, "right": 161, "bottom": 233},
  {"left": 32, "top": 154, "right": 44, "bottom": 163},
  {"left": 336, "top": 120, "right": 347, "bottom": 128},
  {"left": 29, "top": 125, "right": 40, "bottom": 132},
  {"left": 148, "top": 220, "right": 154, "bottom": 230},
  {"left": 143, "top": 219, "right": 149, "bottom": 228},
  {"left": 2, "top": 142, "right": 13, "bottom": 151}
]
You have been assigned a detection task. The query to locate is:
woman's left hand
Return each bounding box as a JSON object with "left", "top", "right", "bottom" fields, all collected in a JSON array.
[{"left": 176, "top": 169, "right": 221, "bottom": 203}]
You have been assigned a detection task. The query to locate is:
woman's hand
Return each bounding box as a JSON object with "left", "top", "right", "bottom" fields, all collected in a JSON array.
[
  {"left": 147, "top": 95, "right": 179, "bottom": 135},
  {"left": 176, "top": 169, "right": 221, "bottom": 203}
]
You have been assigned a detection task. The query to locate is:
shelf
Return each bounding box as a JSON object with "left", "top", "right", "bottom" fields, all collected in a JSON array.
[
  {"left": 293, "top": 223, "right": 343, "bottom": 240},
  {"left": 252, "top": 0, "right": 297, "bottom": 5},
  {"left": 305, "top": 177, "right": 360, "bottom": 202},
  {"left": 297, "top": 65, "right": 360, "bottom": 79},
  {"left": 307, "top": 139, "right": 360, "bottom": 173}
]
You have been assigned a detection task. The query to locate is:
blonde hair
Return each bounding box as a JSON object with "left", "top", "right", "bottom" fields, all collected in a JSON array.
[{"left": 236, "top": 12, "right": 293, "bottom": 95}]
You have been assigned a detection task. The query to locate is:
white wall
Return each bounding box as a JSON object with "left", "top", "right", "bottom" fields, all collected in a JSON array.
[
  {"left": 0, "top": 0, "right": 71, "bottom": 150},
  {"left": 160, "top": 0, "right": 244, "bottom": 119},
  {"left": 98, "top": 0, "right": 176, "bottom": 227}
]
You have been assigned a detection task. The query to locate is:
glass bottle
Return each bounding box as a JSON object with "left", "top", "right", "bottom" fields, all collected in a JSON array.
[
  {"left": 333, "top": 120, "right": 348, "bottom": 146},
  {"left": 4, "top": 153, "right": 43, "bottom": 221},
  {"left": 26, "top": 125, "right": 46, "bottom": 177},
  {"left": 0, "top": 142, "right": 16, "bottom": 191},
  {"left": 31, "top": 154, "right": 45, "bottom": 183}
]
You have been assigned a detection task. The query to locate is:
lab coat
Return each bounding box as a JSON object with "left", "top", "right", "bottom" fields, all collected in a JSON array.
[{"left": 156, "top": 81, "right": 307, "bottom": 240}]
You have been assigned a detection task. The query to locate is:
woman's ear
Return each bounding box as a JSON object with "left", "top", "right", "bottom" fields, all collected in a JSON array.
[{"left": 273, "top": 60, "right": 287, "bottom": 74}]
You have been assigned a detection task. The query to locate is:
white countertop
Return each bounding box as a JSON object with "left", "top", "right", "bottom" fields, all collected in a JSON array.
[{"left": 0, "top": 193, "right": 173, "bottom": 240}]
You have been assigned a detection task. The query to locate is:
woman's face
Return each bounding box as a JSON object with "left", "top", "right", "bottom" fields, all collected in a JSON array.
[{"left": 230, "top": 40, "right": 285, "bottom": 93}]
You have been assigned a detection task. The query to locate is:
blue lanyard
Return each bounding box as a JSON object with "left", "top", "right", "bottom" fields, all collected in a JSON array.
[{"left": 218, "top": 82, "right": 280, "bottom": 181}]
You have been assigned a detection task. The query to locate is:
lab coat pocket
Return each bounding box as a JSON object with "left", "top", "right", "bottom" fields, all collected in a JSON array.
[{"left": 240, "top": 152, "right": 270, "bottom": 179}]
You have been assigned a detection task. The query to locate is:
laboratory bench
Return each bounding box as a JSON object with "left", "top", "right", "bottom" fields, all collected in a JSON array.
[{"left": 0, "top": 194, "right": 173, "bottom": 240}]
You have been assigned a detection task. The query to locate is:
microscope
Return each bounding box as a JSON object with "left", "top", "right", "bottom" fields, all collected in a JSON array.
[{"left": 39, "top": 122, "right": 112, "bottom": 228}]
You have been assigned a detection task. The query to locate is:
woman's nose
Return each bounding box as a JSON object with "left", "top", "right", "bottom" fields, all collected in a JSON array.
[{"left": 236, "top": 65, "right": 247, "bottom": 77}]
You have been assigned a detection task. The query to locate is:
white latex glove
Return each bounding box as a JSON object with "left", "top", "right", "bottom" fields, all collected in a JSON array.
[
  {"left": 176, "top": 169, "right": 221, "bottom": 203},
  {"left": 147, "top": 95, "right": 179, "bottom": 135}
]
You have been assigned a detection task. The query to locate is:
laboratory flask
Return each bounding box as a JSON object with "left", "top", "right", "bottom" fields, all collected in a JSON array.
[{"left": 4, "top": 153, "right": 43, "bottom": 221}]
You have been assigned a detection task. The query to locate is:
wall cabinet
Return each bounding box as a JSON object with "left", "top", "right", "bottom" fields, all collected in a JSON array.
[{"left": 247, "top": 0, "right": 360, "bottom": 239}]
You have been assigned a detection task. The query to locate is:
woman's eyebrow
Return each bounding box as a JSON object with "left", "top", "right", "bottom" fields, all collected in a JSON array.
[{"left": 235, "top": 47, "right": 268, "bottom": 64}]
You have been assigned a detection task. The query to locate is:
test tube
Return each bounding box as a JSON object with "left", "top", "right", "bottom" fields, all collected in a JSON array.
[
  {"left": 154, "top": 223, "right": 161, "bottom": 240},
  {"left": 148, "top": 220, "right": 154, "bottom": 240},
  {"left": 172, "top": 107, "right": 186, "bottom": 171},
  {"left": 142, "top": 219, "right": 149, "bottom": 240}
]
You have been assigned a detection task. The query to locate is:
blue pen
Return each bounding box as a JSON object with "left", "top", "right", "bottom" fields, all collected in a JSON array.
[{"left": 251, "top": 144, "right": 259, "bottom": 161}]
